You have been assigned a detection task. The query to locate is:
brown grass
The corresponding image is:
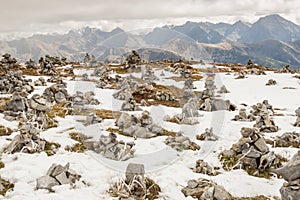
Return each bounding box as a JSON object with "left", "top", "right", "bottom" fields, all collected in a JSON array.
[
  {"left": 0, "top": 98, "right": 10, "bottom": 112},
  {"left": 0, "top": 125, "right": 13, "bottom": 136},
  {"left": 0, "top": 178, "right": 14, "bottom": 196},
  {"left": 106, "top": 127, "right": 177, "bottom": 138}
]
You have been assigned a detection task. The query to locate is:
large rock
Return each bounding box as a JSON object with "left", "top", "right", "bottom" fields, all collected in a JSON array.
[
  {"left": 277, "top": 151, "right": 300, "bottom": 181},
  {"left": 280, "top": 185, "right": 300, "bottom": 200}
]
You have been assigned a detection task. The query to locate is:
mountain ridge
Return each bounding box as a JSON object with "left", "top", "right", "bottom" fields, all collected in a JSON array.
[{"left": 1, "top": 14, "right": 300, "bottom": 68}]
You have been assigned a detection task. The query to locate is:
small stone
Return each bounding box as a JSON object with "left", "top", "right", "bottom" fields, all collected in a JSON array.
[
  {"left": 125, "top": 163, "right": 145, "bottom": 183},
  {"left": 187, "top": 179, "right": 199, "bottom": 189},
  {"left": 36, "top": 175, "right": 59, "bottom": 190},
  {"left": 213, "top": 185, "right": 232, "bottom": 200}
]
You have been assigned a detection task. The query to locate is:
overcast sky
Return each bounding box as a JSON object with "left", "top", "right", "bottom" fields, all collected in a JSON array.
[{"left": 1, "top": 0, "right": 300, "bottom": 36}]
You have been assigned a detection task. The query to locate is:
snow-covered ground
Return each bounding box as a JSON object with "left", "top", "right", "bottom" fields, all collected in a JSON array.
[{"left": 0, "top": 65, "right": 299, "bottom": 199}]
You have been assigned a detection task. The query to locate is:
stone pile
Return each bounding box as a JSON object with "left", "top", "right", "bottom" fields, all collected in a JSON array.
[
  {"left": 199, "top": 73, "right": 236, "bottom": 111},
  {"left": 36, "top": 163, "right": 81, "bottom": 191},
  {"left": 196, "top": 128, "right": 219, "bottom": 141},
  {"left": 165, "top": 62, "right": 192, "bottom": 77},
  {"left": 92, "top": 132, "right": 135, "bottom": 161},
  {"left": 165, "top": 97, "right": 200, "bottom": 124},
  {"left": 183, "top": 78, "right": 195, "bottom": 90},
  {"left": 121, "top": 96, "right": 141, "bottom": 111},
  {"left": 96, "top": 73, "right": 120, "bottom": 89},
  {"left": 277, "top": 151, "right": 300, "bottom": 200},
  {"left": 84, "top": 113, "right": 102, "bottom": 126},
  {"left": 249, "top": 68, "right": 266, "bottom": 75},
  {"left": 125, "top": 50, "right": 141, "bottom": 68},
  {"left": 116, "top": 111, "right": 163, "bottom": 138},
  {"left": 39, "top": 55, "right": 58, "bottom": 75},
  {"left": 83, "top": 53, "right": 97, "bottom": 67},
  {"left": 251, "top": 100, "right": 274, "bottom": 116},
  {"left": 270, "top": 132, "right": 300, "bottom": 148},
  {"left": 192, "top": 160, "right": 218, "bottom": 175},
  {"left": 253, "top": 111, "right": 278, "bottom": 132},
  {"left": 0, "top": 70, "right": 33, "bottom": 94},
  {"left": 233, "top": 108, "right": 256, "bottom": 122},
  {"left": 113, "top": 77, "right": 138, "bottom": 100},
  {"left": 34, "top": 77, "right": 47, "bottom": 86},
  {"left": 181, "top": 178, "right": 232, "bottom": 200},
  {"left": 47, "top": 76, "right": 66, "bottom": 84},
  {"left": 164, "top": 132, "right": 200, "bottom": 151},
  {"left": 3, "top": 92, "right": 30, "bottom": 121},
  {"left": 220, "top": 127, "right": 285, "bottom": 178},
  {"left": 70, "top": 91, "right": 100, "bottom": 106},
  {"left": 155, "top": 90, "right": 175, "bottom": 101},
  {"left": 266, "top": 79, "right": 277, "bottom": 86},
  {"left": 294, "top": 107, "right": 300, "bottom": 127},
  {"left": 42, "top": 84, "right": 69, "bottom": 104},
  {"left": 0, "top": 53, "right": 17, "bottom": 68},
  {"left": 25, "top": 59, "right": 38, "bottom": 69},
  {"left": 141, "top": 65, "right": 158, "bottom": 84},
  {"left": 4, "top": 127, "right": 59, "bottom": 156},
  {"left": 91, "top": 66, "right": 108, "bottom": 77}
]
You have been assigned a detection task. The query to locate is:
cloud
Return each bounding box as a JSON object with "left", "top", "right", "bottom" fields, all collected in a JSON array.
[{"left": 1, "top": 0, "right": 300, "bottom": 34}]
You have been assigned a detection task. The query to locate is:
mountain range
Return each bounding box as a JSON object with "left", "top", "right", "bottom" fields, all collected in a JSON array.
[{"left": 1, "top": 14, "right": 300, "bottom": 68}]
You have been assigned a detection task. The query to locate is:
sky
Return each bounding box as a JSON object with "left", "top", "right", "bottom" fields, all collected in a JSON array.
[{"left": 1, "top": 0, "right": 300, "bottom": 38}]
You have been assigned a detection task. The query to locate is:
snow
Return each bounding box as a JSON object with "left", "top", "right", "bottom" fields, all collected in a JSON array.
[{"left": 0, "top": 65, "right": 299, "bottom": 200}]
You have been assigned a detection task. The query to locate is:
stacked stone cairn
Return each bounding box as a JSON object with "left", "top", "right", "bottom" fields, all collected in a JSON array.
[
  {"left": 164, "top": 132, "right": 200, "bottom": 151},
  {"left": 92, "top": 132, "right": 135, "bottom": 161},
  {"left": 116, "top": 111, "right": 163, "bottom": 138},
  {"left": 36, "top": 163, "right": 81, "bottom": 191},
  {"left": 199, "top": 73, "right": 236, "bottom": 111},
  {"left": 196, "top": 128, "right": 219, "bottom": 141},
  {"left": 220, "top": 127, "right": 286, "bottom": 178},
  {"left": 181, "top": 178, "right": 232, "bottom": 200},
  {"left": 233, "top": 108, "right": 256, "bottom": 122}
]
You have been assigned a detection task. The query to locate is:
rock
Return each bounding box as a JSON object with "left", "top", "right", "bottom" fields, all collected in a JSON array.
[
  {"left": 241, "top": 127, "right": 254, "bottom": 138},
  {"left": 36, "top": 175, "right": 59, "bottom": 191},
  {"left": 266, "top": 79, "right": 277, "bottom": 86},
  {"left": 243, "top": 146, "right": 262, "bottom": 158},
  {"left": 280, "top": 185, "right": 300, "bottom": 200},
  {"left": 187, "top": 179, "right": 199, "bottom": 189},
  {"left": 254, "top": 137, "right": 269, "bottom": 153},
  {"left": 214, "top": 185, "right": 232, "bottom": 200},
  {"left": 125, "top": 163, "right": 145, "bottom": 183},
  {"left": 30, "top": 94, "right": 52, "bottom": 111},
  {"left": 36, "top": 163, "right": 80, "bottom": 191},
  {"left": 277, "top": 151, "right": 300, "bottom": 182}
]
